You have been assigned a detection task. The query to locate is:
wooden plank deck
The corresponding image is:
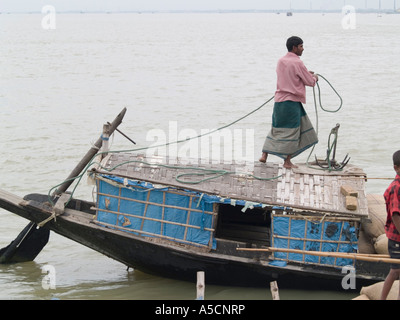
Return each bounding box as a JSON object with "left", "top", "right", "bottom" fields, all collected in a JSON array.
[{"left": 95, "top": 153, "right": 368, "bottom": 217}]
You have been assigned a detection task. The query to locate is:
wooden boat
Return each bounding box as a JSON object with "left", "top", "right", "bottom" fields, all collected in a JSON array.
[{"left": 0, "top": 109, "right": 391, "bottom": 290}]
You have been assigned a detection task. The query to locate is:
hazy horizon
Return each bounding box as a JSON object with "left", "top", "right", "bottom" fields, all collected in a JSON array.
[{"left": 1, "top": 0, "right": 398, "bottom": 13}]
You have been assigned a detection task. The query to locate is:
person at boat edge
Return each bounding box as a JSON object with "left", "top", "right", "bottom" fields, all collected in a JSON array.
[
  {"left": 260, "top": 36, "right": 319, "bottom": 169},
  {"left": 381, "top": 150, "right": 400, "bottom": 300}
]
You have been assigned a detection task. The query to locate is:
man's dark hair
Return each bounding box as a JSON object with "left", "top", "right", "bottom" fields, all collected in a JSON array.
[
  {"left": 393, "top": 150, "right": 400, "bottom": 167},
  {"left": 286, "top": 36, "right": 303, "bottom": 52}
]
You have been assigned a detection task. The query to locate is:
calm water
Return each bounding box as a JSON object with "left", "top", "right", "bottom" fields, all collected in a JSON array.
[{"left": 1, "top": 12, "right": 399, "bottom": 300}]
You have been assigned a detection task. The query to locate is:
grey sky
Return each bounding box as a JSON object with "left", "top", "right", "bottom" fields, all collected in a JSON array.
[{"left": 1, "top": 0, "right": 397, "bottom": 12}]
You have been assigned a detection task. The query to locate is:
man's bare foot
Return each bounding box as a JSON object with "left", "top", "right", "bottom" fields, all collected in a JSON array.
[
  {"left": 283, "top": 156, "right": 298, "bottom": 169},
  {"left": 259, "top": 152, "right": 268, "bottom": 163},
  {"left": 283, "top": 162, "right": 298, "bottom": 169}
]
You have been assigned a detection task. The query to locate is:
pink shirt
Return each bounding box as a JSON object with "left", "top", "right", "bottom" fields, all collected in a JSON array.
[{"left": 274, "top": 52, "right": 317, "bottom": 104}]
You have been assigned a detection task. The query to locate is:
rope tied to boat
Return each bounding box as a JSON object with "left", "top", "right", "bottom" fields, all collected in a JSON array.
[{"left": 37, "top": 212, "right": 56, "bottom": 228}]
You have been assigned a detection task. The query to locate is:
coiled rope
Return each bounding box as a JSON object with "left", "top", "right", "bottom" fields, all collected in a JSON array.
[{"left": 306, "top": 74, "right": 344, "bottom": 170}]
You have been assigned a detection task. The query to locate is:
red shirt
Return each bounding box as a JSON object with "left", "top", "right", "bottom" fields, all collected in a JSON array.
[{"left": 384, "top": 175, "right": 400, "bottom": 242}]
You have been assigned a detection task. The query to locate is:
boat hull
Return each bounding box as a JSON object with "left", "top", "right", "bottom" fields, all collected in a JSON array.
[{"left": 0, "top": 190, "right": 388, "bottom": 290}]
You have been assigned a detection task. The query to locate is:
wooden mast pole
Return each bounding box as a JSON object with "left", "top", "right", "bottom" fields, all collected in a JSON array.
[{"left": 53, "top": 107, "right": 127, "bottom": 196}]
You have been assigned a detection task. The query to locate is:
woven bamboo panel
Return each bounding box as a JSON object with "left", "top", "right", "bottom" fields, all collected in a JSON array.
[
  {"left": 97, "top": 153, "right": 368, "bottom": 216},
  {"left": 278, "top": 164, "right": 368, "bottom": 216}
]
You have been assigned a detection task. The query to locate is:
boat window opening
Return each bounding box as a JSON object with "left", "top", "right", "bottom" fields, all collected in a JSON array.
[{"left": 215, "top": 204, "right": 271, "bottom": 245}]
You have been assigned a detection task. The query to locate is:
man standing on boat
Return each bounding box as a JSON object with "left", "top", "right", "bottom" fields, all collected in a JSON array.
[{"left": 259, "top": 36, "right": 319, "bottom": 169}]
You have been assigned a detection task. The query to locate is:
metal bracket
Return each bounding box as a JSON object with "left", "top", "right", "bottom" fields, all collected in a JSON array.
[{"left": 315, "top": 124, "right": 350, "bottom": 171}]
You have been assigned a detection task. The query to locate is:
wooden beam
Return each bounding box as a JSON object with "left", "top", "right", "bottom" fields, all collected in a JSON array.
[
  {"left": 237, "top": 247, "right": 397, "bottom": 264},
  {"left": 270, "top": 281, "right": 280, "bottom": 300},
  {"left": 53, "top": 107, "right": 127, "bottom": 196},
  {"left": 196, "top": 271, "right": 205, "bottom": 300}
]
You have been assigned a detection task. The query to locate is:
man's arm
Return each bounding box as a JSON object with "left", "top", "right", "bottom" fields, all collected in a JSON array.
[
  {"left": 392, "top": 212, "right": 400, "bottom": 234},
  {"left": 297, "top": 62, "right": 317, "bottom": 87},
  {"left": 309, "top": 71, "right": 319, "bottom": 82}
]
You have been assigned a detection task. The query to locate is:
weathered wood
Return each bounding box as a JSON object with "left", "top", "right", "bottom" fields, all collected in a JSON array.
[
  {"left": 0, "top": 189, "right": 27, "bottom": 214},
  {"left": 53, "top": 107, "right": 127, "bottom": 196},
  {"left": 270, "top": 281, "right": 280, "bottom": 300},
  {"left": 53, "top": 193, "right": 72, "bottom": 216},
  {"left": 341, "top": 185, "right": 358, "bottom": 197},
  {"left": 100, "top": 123, "right": 111, "bottom": 156},
  {"left": 237, "top": 247, "right": 398, "bottom": 264},
  {"left": 346, "top": 196, "right": 358, "bottom": 211},
  {"left": 196, "top": 271, "right": 205, "bottom": 300}
]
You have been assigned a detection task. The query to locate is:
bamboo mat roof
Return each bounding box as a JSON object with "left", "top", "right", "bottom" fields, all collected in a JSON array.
[{"left": 96, "top": 153, "right": 368, "bottom": 217}]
